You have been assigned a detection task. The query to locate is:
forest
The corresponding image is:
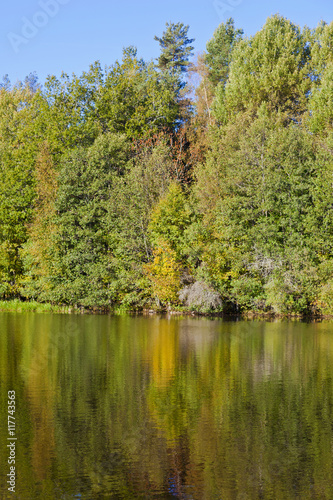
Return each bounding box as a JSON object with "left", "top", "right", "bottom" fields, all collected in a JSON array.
[{"left": 1, "top": 14, "right": 333, "bottom": 316}]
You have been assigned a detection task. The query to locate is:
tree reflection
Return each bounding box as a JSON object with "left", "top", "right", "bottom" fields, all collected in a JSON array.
[{"left": 0, "top": 315, "right": 333, "bottom": 498}]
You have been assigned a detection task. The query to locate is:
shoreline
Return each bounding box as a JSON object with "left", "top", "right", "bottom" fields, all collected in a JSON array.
[{"left": 0, "top": 299, "right": 330, "bottom": 321}]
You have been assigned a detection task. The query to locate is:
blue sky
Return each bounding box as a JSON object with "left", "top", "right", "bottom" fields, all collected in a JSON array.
[{"left": 1, "top": 0, "right": 332, "bottom": 85}]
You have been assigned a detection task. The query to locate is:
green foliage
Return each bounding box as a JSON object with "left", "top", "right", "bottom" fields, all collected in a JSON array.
[
  {"left": 154, "top": 22, "right": 195, "bottom": 75},
  {"left": 307, "top": 22, "right": 333, "bottom": 134},
  {"left": 194, "top": 109, "right": 323, "bottom": 313},
  {"left": 24, "top": 135, "right": 177, "bottom": 310},
  {"left": 145, "top": 182, "right": 194, "bottom": 306},
  {"left": 37, "top": 52, "right": 182, "bottom": 152},
  {"left": 2, "top": 15, "right": 333, "bottom": 316},
  {"left": 154, "top": 23, "right": 195, "bottom": 128},
  {"left": 310, "top": 21, "right": 333, "bottom": 77},
  {"left": 0, "top": 299, "right": 70, "bottom": 313},
  {"left": 108, "top": 140, "right": 175, "bottom": 308},
  {"left": 0, "top": 86, "right": 40, "bottom": 297},
  {"left": 21, "top": 142, "right": 58, "bottom": 300},
  {"left": 213, "top": 15, "right": 311, "bottom": 123},
  {"left": 205, "top": 18, "right": 243, "bottom": 88},
  {"left": 308, "top": 63, "right": 333, "bottom": 133},
  {"left": 98, "top": 48, "right": 180, "bottom": 137},
  {"left": 149, "top": 182, "right": 193, "bottom": 262},
  {"left": 45, "top": 133, "right": 131, "bottom": 307}
]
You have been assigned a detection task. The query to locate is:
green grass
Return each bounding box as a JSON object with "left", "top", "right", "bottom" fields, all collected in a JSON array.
[
  {"left": 0, "top": 300, "right": 130, "bottom": 315},
  {"left": 0, "top": 300, "right": 73, "bottom": 314}
]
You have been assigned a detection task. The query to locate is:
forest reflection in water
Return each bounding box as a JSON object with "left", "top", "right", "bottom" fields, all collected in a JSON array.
[{"left": 0, "top": 313, "right": 333, "bottom": 499}]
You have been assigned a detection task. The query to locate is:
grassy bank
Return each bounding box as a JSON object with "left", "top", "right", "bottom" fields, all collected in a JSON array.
[
  {"left": 0, "top": 300, "right": 131, "bottom": 315},
  {"left": 0, "top": 300, "right": 75, "bottom": 314}
]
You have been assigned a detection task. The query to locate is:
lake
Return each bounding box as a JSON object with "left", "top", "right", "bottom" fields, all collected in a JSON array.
[{"left": 0, "top": 313, "right": 333, "bottom": 499}]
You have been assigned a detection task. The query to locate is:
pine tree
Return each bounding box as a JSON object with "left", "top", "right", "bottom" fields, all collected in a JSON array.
[
  {"left": 205, "top": 18, "right": 243, "bottom": 88},
  {"left": 154, "top": 22, "right": 195, "bottom": 75}
]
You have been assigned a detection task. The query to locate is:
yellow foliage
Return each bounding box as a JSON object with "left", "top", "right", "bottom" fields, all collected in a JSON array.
[
  {"left": 144, "top": 241, "right": 181, "bottom": 305},
  {"left": 200, "top": 227, "right": 241, "bottom": 286},
  {"left": 150, "top": 322, "right": 178, "bottom": 387}
]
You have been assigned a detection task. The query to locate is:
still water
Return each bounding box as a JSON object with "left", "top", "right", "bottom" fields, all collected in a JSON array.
[{"left": 0, "top": 314, "right": 333, "bottom": 499}]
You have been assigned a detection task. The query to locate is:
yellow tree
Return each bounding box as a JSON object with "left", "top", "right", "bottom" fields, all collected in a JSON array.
[
  {"left": 145, "top": 182, "right": 192, "bottom": 307},
  {"left": 145, "top": 241, "right": 181, "bottom": 307}
]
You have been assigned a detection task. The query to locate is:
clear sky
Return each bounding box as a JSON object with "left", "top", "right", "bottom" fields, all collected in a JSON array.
[{"left": 1, "top": 0, "right": 332, "bottom": 85}]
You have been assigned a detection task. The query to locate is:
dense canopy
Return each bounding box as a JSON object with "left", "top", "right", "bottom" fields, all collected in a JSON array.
[{"left": 1, "top": 16, "right": 333, "bottom": 316}]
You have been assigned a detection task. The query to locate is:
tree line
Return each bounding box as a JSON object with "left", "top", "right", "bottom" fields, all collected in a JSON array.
[{"left": 1, "top": 15, "right": 333, "bottom": 315}]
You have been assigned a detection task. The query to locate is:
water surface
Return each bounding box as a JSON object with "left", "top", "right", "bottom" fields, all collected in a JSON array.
[{"left": 0, "top": 314, "right": 333, "bottom": 499}]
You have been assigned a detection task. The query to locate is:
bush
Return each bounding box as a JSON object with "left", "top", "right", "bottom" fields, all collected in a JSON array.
[{"left": 178, "top": 281, "right": 223, "bottom": 313}]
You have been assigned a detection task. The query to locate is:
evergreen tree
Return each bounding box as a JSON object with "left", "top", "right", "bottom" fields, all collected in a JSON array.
[
  {"left": 154, "top": 22, "right": 195, "bottom": 76},
  {"left": 205, "top": 18, "right": 243, "bottom": 88}
]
